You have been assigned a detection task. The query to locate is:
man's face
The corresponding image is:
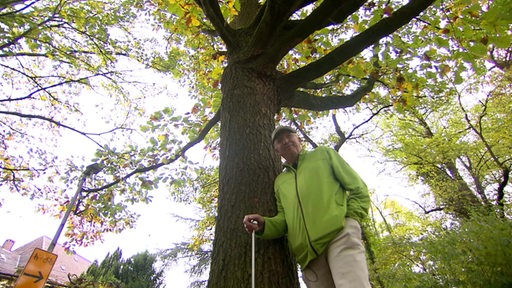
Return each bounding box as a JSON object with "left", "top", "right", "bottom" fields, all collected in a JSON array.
[{"left": 273, "top": 132, "right": 302, "bottom": 162}]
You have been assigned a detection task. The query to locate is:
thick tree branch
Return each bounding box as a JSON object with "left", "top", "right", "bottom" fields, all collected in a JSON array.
[
  {"left": 496, "top": 168, "right": 509, "bottom": 211},
  {"left": 281, "top": 76, "right": 375, "bottom": 110},
  {"left": 229, "top": 0, "right": 264, "bottom": 29},
  {"left": 84, "top": 108, "right": 222, "bottom": 193},
  {"left": 250, "top": 0, "right": 302, "bottom": 51},
  {"left": 269, "top": 0, "right": 365, "bottom": 64},
  {"left": 196, "top": 0, "right": 236, "bottom": 48},
  {"left": 279, "top": 0, "right": 436, "bottom": 91}
]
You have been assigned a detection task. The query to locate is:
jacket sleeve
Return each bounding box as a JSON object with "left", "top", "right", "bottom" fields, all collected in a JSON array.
[
  {"left": 258, "top": 191, "right": 287, "bottom": 239},
  {"left": 327, "top": 148, "right": 370, "bottom": 222}
]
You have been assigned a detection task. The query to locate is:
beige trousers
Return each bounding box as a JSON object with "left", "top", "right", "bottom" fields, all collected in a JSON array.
[{"left": 302, "top": 218, "right": 371, "bottom": 288}]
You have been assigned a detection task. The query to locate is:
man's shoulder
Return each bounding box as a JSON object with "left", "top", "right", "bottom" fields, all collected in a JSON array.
[
  {"left": 299, "top": 146, "right": 334, "bottom": 162},
  {"left": 303, "top": 146, "right": 346, "bottom": 163},
  {"left": 308, "top": 145, "right": 336, "bottom": 155},
  {"left": 312, "top": 145, "right": 332, "bottom": 151}
]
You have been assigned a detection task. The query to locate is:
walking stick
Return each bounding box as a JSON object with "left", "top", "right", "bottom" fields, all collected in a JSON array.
[
  {"left": 252, "top": 229, "right": 255, "bottom": 288},
  {"left": 251, "top": 220, "right": 257, "bottom": 288}
]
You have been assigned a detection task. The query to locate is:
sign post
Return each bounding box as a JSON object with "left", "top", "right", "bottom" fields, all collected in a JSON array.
[{"left": 13, "top": 248, "right": 58, "bottom": 288}]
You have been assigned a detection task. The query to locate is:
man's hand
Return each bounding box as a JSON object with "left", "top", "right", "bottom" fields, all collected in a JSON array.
[{"left": 243, "top": 214, "right": 265, "bottom": 233}]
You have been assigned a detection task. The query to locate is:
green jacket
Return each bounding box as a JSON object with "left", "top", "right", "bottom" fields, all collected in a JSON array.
[{"left": 259, "top": 146, "right": 370, "bottom": 268}]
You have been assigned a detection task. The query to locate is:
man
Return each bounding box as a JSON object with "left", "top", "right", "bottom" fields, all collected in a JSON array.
[{"left": 243, "top": 126, "right": 371, "bottom": 288}]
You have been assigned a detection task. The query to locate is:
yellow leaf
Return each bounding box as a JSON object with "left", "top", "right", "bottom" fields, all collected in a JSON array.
[
  {"left": 191, "top": 17, "right": 200, "bottom": 26},
  {"left": 212, "top": 66, "right": 223, "bottom": 79},
  {"left": 187, "top": 14, "right": 201, "bottom": 27},
  {"left": 158, "top": 134, "right": 168, "bottom": 141},
  {"left": 228, "top": 0, "right": 239, "bottom": 15}
]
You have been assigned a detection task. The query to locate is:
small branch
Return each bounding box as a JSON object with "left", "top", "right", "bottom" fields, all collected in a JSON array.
[
  {"left": 396, "top": 195, "right": 445, "bottom": 214},
  {"left": 0, "top": 67, "right": 116, "bottom": 103},
  {"left": 332, "top": 113, "right": 347, "bottom": 151},
  {"left": 0, "top": 110, "right": 123, "bottom": 147},
  {"left": 0, "top": 0, "right": 38, "bottom": 15},
  {"left": 83, "top": 108, "right": 222, "bottom": 193},
  {"left": 0, "top": 165, "right": 32, "bottom": 172},
  {"left": 289, "top": 117, "right": 317, "bottom": 149}
]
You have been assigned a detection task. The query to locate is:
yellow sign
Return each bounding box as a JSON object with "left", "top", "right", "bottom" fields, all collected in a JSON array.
[{"left": 14, "top": 248, "right": 58, "bottom": 288}]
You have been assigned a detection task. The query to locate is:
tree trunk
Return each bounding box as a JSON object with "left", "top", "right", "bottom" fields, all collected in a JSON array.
[{"left": 207, "top": 64, "right": 299, "bottom": 287}]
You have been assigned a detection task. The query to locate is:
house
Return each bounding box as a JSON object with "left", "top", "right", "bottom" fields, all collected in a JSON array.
[{"left": 0, "top": 236, "right": 92, "bottom": 287}]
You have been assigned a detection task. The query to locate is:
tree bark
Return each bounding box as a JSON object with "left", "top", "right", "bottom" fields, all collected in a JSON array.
[{"left": 208, "top": 64, "right": 299, "bottom": 287}]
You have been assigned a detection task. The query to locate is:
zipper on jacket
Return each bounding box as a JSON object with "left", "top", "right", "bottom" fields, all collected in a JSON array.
[{"left": 293, "top": 168, "right": 319, "bottom": 257}]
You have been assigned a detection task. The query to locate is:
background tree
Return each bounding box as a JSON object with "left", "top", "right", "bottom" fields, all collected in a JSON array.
[
  {"left": 75, "top": 248, "right": 165, "bottom": 288},
  {"left": 370, "top": 0, "right": 511, "bottom": 220},
  {"left": 0, "top": 0, "right": 173, "bottom": 247},
  {"left": 362, "top": 2, "right": 512, "bottom": 284},
  {"left": 374, "top": 69, "right": 511, "bottom": 218},
  {"left": 79, "top": 248, "right": 124, "bottom": 287},
  {"left": 366, "top": 198, "right": 512, "bottom": 288}
]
